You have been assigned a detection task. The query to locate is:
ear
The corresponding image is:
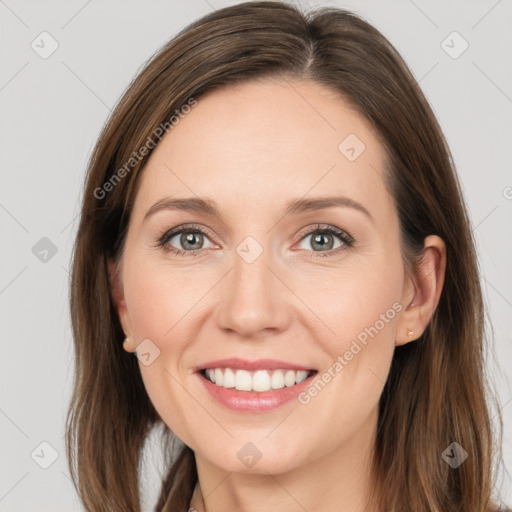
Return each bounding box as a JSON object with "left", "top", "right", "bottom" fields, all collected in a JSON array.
[
  {"left": 108, "top": 259, "right": 137, "bottom": 353},
  {"left": 396, "top": 235, "right": 447, "bottom": 346}
]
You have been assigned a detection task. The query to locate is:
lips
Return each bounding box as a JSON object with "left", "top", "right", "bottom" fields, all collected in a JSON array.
[
  {"left": 193, "top": 357, "right": 315, "bottom": 372},
  {"left": 193, "top": 357, "right": 318, "bottom": 413}
]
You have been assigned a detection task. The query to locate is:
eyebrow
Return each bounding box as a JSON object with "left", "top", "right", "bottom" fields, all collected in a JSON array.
[{"left": 143, "top": 195, "right": 373, "bottom": 223}]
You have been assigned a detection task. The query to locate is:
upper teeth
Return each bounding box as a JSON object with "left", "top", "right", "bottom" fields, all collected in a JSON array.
[{"left": 205, "top": 368, "right": 311, "bottom": 392}]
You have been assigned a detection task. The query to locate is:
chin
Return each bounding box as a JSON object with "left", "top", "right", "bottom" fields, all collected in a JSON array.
[{"left": 195, "top": 438, "right": 310, "bottom": 476}]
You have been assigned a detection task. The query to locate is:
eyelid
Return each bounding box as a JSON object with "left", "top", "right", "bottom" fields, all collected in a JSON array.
[
  {"left": 157, "top": 223, "right": 218, "bottom": 252},
  {"left": 294, "top": 223, "right": 354, "bottom": 245}
]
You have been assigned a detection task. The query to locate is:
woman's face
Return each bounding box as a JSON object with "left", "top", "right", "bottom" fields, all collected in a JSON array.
[{"left": 114, "top": 78, "right": 415, "bottom": 475}]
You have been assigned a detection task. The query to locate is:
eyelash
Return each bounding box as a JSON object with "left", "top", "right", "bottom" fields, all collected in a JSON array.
[{"left": 156, "top": 223, "right": 355, "bottom": 258}]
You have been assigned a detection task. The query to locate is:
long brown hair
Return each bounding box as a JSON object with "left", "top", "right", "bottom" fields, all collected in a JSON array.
[{"left": 65, "top": 2, "right": 506, "bottom": 511}]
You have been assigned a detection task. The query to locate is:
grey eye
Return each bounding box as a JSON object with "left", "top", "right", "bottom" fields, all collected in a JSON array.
[
  {"left": 298, "top": 231, "right": 344, "bottom": 252},
  {"left": 168, "top": 230, "right": 214, "bottom": 251}
]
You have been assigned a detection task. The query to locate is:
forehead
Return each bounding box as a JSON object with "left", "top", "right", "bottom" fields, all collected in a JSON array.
[{"left": 132, "top": 79, "right": 393, "bottom": 223}]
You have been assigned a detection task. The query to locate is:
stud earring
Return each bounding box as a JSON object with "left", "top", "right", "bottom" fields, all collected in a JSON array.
[
  {"left": 124, "top": 336, "right": 137, "bottom": 355},
  {"left": 406, "top": 328, "right": 414, "bottom": 338}
]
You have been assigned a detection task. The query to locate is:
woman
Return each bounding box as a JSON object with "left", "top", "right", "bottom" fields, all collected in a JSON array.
[{"left": 65, "top": 2, "right": 508, "bottom": 511}]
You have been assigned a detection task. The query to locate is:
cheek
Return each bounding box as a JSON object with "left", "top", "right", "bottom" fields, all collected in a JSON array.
[
  {"left": 121, "top": 254, "right": 217, "bottom": 441},
  {"left": 122, "top": 253, "right": 208, "bottom": 343},
  {"left": 296, "top": 254, "right": 403, "bottom": 354},
  {"left": 294, "top": 256, "right": 403, "bottom": 418}
]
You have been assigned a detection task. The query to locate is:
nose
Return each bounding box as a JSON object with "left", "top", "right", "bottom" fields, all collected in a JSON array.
[{"left": 214, "top": 245, "right": 291, "bottom": 338}]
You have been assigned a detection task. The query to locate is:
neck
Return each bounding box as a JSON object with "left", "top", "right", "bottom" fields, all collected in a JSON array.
[{"left": 189, "top": 408, "right": 382, "bottom": 512}]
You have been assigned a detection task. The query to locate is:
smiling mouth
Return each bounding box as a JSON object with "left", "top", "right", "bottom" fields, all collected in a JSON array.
[{"left": 199, "top": 367, "right": 318, "bottom": 393}]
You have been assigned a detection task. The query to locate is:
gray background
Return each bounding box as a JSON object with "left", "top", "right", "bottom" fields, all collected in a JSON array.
[{"left": 1, "top": 0, "right": 511, "bottom": 510}]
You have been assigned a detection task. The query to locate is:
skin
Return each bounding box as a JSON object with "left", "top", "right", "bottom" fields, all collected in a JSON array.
[{"left": 110, "top": 78, "right": 446, "bottom": 512}]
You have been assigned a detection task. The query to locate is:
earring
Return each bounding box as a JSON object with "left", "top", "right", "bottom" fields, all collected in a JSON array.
[
  {"left": 406, "top": 328, "right": 414, "bottom": 338},
  {"left": 124, "top": 336, "right": 137, "bottom": 355}
]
